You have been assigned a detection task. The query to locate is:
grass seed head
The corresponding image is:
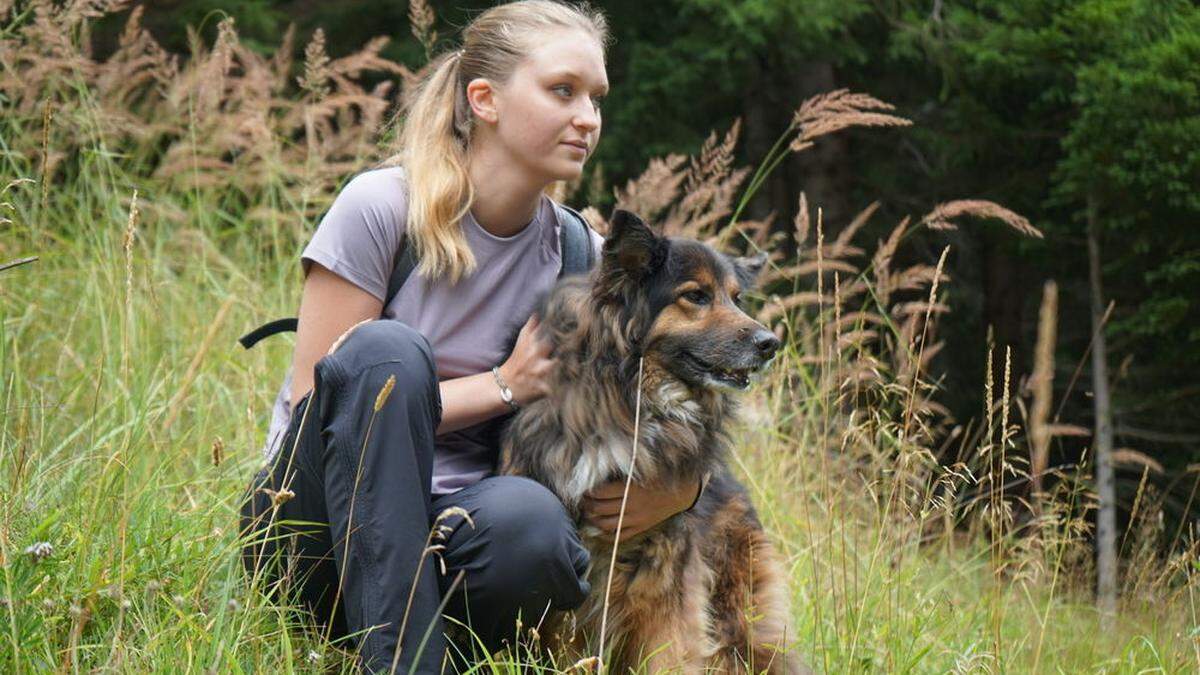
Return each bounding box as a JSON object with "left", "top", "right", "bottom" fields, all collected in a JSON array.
[
  {"left": 374, "top": 373, "right": 396, "bottom": 412},
  {"left": 260, "top": 487, "right": 295, "bottom": 507}
]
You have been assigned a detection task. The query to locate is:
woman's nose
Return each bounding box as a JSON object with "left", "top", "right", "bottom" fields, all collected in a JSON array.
[{"left": 573, "top": 101, "right": 600, "bottom": 132}]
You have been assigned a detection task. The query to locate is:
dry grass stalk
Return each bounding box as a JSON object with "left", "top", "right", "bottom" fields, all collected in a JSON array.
[
  {"left": 794, "top": 192, "right": 810, "bottom": 247},
  {"left": 390, "top": 506, "right": 474, "bottom": 674},
  {"left": 614, "top": 119, "right": 752, "bottom": 244},
  {"left": 902, "top": 246, "right": 950, "bottom": 439},
  {"left": 39, "top": 100, "right": 51, "bottom": 214},
  {"left": 1029, "top": 281, "right": 1058, "bottom": 498},
  {"left": 597, "top": 357, "right": 646, "bottom": 664},
  {"left": 211, "top": 436, "right": 224, "bottom": 467},
  {"left": 1112, "top": 448, "right": 1164, "bottom": 474},
  {"left": 922, "top": 200, "right": 1043, "bottom": 239},
  {"left": 871, "top": 216, "right": 909, "bottom": 307},
  {"left": 121, "top": 188, "right": 139, "bottom": 379},
  {"left": 161, "top": 296, "right": 235, "bottom": 433},
  {"left": 1046, "top": 423, "right": 1089, "bottom": 437},
  {"left": 409, "top": 0, "right": 438, "bottom": 57},
  {"left": 614, "top": 154, "right": 688, "bottom": 224},
  {"left": 298, "top": 28, "right": 331, "bottom": 100},
  {"left": 374, "top": 373, "right": 396, "bottom": 412},
  {"left": 789, "top": 89, "right": 911, "bottom": 153},
  {"left": 0, "top": 256, "right": 39, "bottom": 273},
  {"left": 328, "top": 318, "right": 374, "bottom": 356},
  {"left": 65, "top": 599, "right": 93, "bottom": 673}
]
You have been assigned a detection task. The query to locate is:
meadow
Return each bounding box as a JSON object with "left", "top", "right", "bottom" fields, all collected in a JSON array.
[{"left": 1, "top": 3, "right": 1197, "bottom": 672}]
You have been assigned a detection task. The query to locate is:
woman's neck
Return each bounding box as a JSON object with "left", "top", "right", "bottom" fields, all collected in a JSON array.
[{"left": 466, "top": 144, "right": 548, "bottom": 237}]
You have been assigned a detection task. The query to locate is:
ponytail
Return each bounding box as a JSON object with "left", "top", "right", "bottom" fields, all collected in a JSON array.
[{"left": 395, "top": 50, "right": 476, "bottom": 283}]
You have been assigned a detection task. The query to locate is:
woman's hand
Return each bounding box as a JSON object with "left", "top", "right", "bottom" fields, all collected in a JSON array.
[
  {"left": 497, "top": 314, "right": 556, "bottom": 406},
  {"left": 437, "top": 314, "right": 556, "bottom": 435},
  {"left": 582, "top": 477, "right": 701, "bottom": 542}
]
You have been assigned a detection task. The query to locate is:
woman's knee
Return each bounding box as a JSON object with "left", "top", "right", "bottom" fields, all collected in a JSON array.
[
  {"left": 317, "top": 320, "right": 439, "bottom": 409},
  {"left": 468, "top": 477, "right": 591, "bottom": 610},
  {"left": 325, "top": 320, "right": 435, "bottom": 379}
]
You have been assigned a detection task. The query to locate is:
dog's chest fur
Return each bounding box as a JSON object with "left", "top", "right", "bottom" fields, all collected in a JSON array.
[{"left": 506, "top": 370, "right": 729, "bottom": 511}]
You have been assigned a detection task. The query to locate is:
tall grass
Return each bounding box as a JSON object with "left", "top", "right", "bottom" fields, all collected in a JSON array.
[{"left": 1, "top": 3, "right": 1196, "bottom": 672}]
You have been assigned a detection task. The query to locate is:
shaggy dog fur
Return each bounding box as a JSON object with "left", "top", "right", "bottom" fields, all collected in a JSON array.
[{"left": 500, "top": 210, "right": 808, "bottom": 674}]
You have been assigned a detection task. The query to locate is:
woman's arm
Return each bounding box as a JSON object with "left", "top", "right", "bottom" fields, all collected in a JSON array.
[
  {"left": 290, "top": 264, "right": 381, "bottom": 407},
  {"left": 290, "top": 263, "right": 553, "bottom": 435}
]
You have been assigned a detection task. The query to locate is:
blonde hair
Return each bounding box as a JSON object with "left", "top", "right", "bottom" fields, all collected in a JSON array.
[{"left": 390, "top": 0, "right": 610, "bottom": 283}]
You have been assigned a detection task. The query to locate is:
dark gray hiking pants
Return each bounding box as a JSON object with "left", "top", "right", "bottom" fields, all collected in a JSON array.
[{"left": 239, "top": 320, "right": 591, "bottom": 673}]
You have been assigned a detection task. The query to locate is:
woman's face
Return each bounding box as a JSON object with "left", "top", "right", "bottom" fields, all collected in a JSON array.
[{"left": 483, "top": 29, "right": 608, "bottom": 183}]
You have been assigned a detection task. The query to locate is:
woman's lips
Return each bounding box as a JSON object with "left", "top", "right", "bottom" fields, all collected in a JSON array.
[{"left": 561, "top": 141, "right": 588, "bottom": 154}]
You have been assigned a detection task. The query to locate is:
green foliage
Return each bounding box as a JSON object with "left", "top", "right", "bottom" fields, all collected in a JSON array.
[
  {"left": 875, "top": 0, "right": 1200, "bottom": 478},
  {"left": 590, "top": 0, "right": 872, "bottom": 185}
]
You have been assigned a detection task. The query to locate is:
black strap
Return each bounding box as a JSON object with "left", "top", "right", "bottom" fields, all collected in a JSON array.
[
  {"left": 240, "top": 202, "right": 597, "bottom": 349},
  {"left": 384, "top": 233, "right": 419, "bottom": 309},
  {"left": 554, "top": 202, "right": 595, "bottom": 277},
  {"left": 237, "top": 317, "right": 299, "bottom": 349}
]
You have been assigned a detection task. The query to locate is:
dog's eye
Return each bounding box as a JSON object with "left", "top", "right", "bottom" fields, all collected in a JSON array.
[{"left": 682, "top": 289, "right": 710, "bottom": 306}]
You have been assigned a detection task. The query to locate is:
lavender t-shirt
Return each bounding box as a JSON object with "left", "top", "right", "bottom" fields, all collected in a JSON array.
[{"left": 262, "top": 166, "right": 603, "bottom": 494}]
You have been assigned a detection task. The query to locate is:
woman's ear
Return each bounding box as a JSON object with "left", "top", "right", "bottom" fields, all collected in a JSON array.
[{"left": 465, "top": 77, "right": 498, "bottom": 124}]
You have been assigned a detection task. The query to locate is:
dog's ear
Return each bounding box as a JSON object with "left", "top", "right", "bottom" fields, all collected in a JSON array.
[
  {"left": 731, "top": 251, "right": 769, "bottom": 290},
  {"left": 594, "top": 209, "right": 667, "bottom": 309},
  {"left": 602, "top": 209, "right": 665, "bottom": 275}
]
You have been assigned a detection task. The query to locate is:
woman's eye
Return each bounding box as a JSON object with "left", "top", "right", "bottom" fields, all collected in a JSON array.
[
  {"left": 553, "top": 84, "right": 573, "bottom": 98},
  {"left": 683, "top": 290, "right": 710, "bottom": 305},
  {"left": 590, "top": 95, "right": 604, "bottom": 110}
]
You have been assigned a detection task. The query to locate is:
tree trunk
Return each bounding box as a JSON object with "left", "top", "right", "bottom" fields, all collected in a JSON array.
[
  {"left": 982, "top": 227, "right": 1027, "bottom": 387},
  {"left": 742, "top": 57, "right": 850, "bottom": 248},
  {"left": 792, "top": 61, "right": 851, "bottom": 230},
  {"left": 1088, "top": 194, "right": 1117, "bottom": 618}
]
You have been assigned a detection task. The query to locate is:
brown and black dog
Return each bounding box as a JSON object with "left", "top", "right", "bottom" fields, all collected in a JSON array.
[{"left": 500, "top": 209, "right": 807, "bottom": 673}]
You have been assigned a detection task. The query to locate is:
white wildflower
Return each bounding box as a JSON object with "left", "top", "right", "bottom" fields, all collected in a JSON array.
[{"left": 24, "top": 541, "right": 53, "bottom": 561}]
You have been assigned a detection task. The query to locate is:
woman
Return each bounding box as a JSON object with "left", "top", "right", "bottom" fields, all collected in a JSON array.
[{"left": 240, "top": 2, "right": 703, "bottom": 672}]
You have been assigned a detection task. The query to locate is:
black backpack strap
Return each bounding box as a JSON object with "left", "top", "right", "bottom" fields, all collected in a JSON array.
[
  {"left": 237, "top": 318, "right": 299, "bottom": 349},
  {"left": 553, "top": 202, "right": 596, "bottom": 276},
  {"left": 384, "top": 233, "right": 418, "bottom": 308},
  {"left": 239, "top": 233, "right": 417, "bottom": 350}
]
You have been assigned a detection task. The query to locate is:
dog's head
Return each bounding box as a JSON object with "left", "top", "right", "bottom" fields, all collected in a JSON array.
[{"left": 592, "top": 209, "right": 780, "bottom": 391}]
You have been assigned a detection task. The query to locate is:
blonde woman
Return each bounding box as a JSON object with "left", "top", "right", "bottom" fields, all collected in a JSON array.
[{"left": 240, "top": 2, "right": 703, "bottom": 671}]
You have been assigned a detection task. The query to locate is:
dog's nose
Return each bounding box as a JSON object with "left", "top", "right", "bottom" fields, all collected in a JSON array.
[{"left": 753, "top": 330, "right": 781, "bottom": 359}]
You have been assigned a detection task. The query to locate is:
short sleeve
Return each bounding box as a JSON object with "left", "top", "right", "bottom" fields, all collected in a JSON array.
[{"left": 301, "top": 167, "right": 408, "bottom": 302}]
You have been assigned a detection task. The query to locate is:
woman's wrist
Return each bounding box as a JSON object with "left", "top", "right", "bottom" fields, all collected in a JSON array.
[
  {"left": 436, "top": 369, "right": 525, "bottom": 435},
  {"left": 491, "top": 366, "right": 520, "bottom": 411},
  {"left": 496, "top": 362, "right": 522, "bottom": 406}
]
